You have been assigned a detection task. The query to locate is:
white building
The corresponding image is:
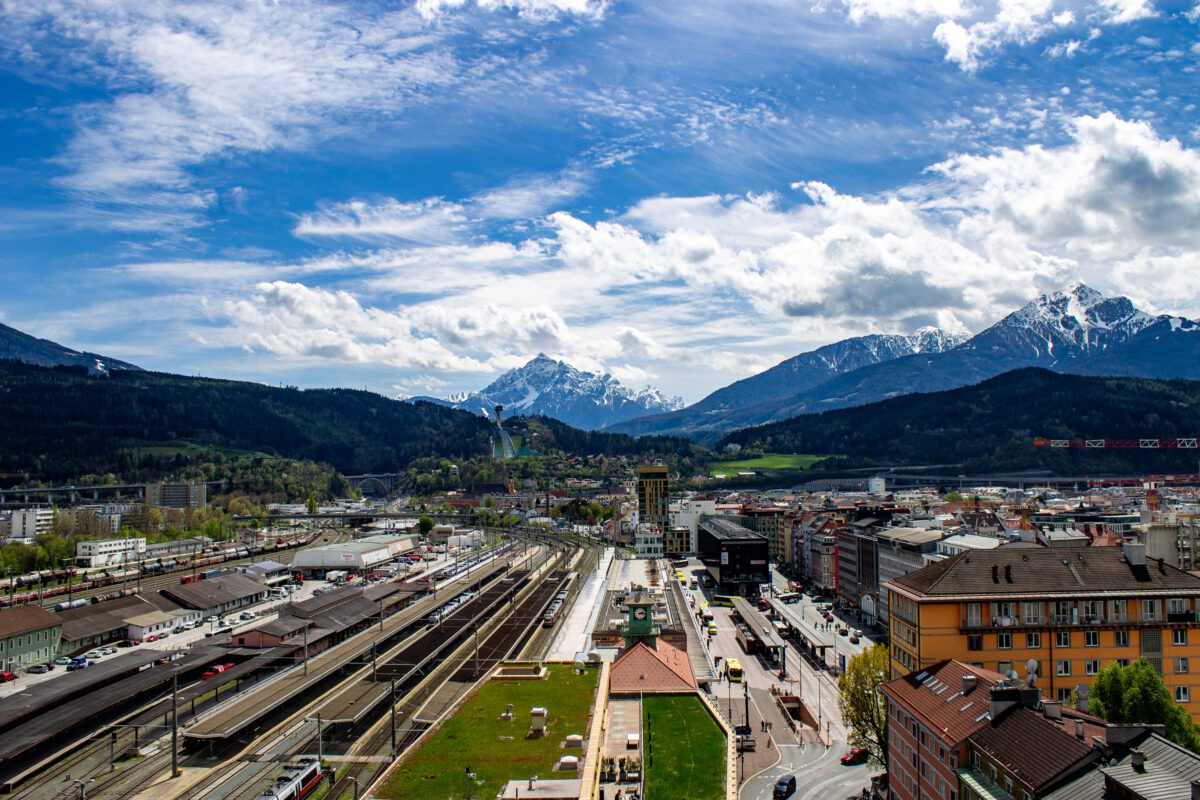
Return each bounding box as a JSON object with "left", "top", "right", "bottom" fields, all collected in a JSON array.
[
  {"left": 76, "top": 537, "right": 148, "bottom": 568},
  {"left": 669, "top": 497, "right": 717, "bottom": 554},
  {"left": 868, "top": 476, "right": 887, "bottom": 497},
  {"left": 634, "top": 524, "right": 663, "bottom": 558},
  {"left": 11, "top": 508, "right": 53, "bottom": 541}
]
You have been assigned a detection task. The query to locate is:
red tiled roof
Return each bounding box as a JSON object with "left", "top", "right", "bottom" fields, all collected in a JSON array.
[
  {"left": 882, "top": 659, "right": 1006, "bottom": 746},
  {"left": 970, "top": 707, "right": 1097, "bottom": 792},
  {"left": 610, "top": 640, "right": 698, "bottom": 693}
]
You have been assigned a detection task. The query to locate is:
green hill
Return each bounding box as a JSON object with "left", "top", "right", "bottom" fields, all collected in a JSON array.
[{"left": 718, "top": 368, "right": 1200, "bottom": 474}]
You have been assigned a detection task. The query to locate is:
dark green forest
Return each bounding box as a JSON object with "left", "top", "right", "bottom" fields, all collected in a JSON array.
[
  {"left": 718, "top": 368, "right": 1200, "bottom": 474},
  {"left": 0, "top": 361, "right": 697, "bottom": 483}
]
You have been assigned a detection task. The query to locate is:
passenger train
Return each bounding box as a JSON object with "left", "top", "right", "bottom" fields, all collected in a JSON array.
[{"left": 257, "top": 758, "right": 323, "bottom": 800}]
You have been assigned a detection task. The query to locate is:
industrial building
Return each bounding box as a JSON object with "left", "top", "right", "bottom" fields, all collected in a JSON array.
[
  {"left": 697, "top": 517, "right": 769, "bottom": 596},
  {"left": 290, "top": 534, "right": 416, "bottom": 575}
]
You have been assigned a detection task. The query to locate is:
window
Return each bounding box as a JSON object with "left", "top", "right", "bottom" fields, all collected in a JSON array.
[
  {"left": 1177, "top": 685, "right": 1191, "bottom": 703},
  {"left": 968, "top": 634, "right": 983, "bottom": 651},
  {"left": 1027, "top": 632, "right": 1041, "bottom": 648},
  {"left": 1057, "top": 660, "right": 1071, "bottom": 676},
  {"left": 1004, "top": 777, "right": 1014, "bottom": 795},
  {"left": 997, "top": 633, "right": 1012, "bottom": 650},
  {"left": 1115, "top": 630, "right": 1130, "bottom": 647},
  {"left": 939, "top": 745, "right": 946, "bottom": 762},
  {"left": 1169, "top": 598, "right": 1188, "bottom": 615},
  {"left": 1143, "top": 599, "right": 1161, "bottom": 622},
  {"left": 1057, "top": 688, "right": 1072, "bottom": 701},
  {"left": 1081, "top": 600, "right": 1101, "bottom": 621},
  {"left": 1117, "top": 658, "right": 1130, "bottom": 667},
  {"left": 1085, "top": 630, "right": 1099, "bottom": 647},
  {"left": 966, "top": 603, "right": 982, "bottom": 626},
  {"left": 1056, "top": 631, "right": 1071, "bottom": 648},
  {"left": 1108, "top": 600, "right": 1127, "bottom": 623},
  {"left": 1053, "top": 601, "right": 1073, "bottom": 624},
  {"left": 1021, "top": 601, "right": 1043, "bottom": 624},
  {"left": 1085, "top": 659, "right": 1099, "bottom": 675},
  {"left": 1175, "top": 629, "right": 1188, "bottom": 646},
  {"left": 1176, "top": 657, "right": 1190, "bottom": 674},
  {"left": 972, "top": 751, "right": 980, "bottom": 769},
  {"left": 995, "top": 602, "right": 1013, "bottom": 619},
  {"left": 989, "top": 764, "right": 997, "bottom": 783}
]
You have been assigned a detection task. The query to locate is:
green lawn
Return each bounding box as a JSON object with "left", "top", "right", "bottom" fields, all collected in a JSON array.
[
  {"left": 643, "top": 694, "right": 726, "bottom": 800},
  {"left": 709, "top": 453, "right": 825, "bottom": 476},
  {"left": 379, "top": 664, "right": 599, "bottom": 800}
]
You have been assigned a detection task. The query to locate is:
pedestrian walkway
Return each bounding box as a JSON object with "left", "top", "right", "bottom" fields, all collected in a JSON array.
[{"left": 547, "top": 548, "right": 614, "bottom": 660}]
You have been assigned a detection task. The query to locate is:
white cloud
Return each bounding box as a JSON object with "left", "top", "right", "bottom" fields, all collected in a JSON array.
[
  {"left": 1098, "top": 0, "right": 1156, "bottom": 23},
  {"left": 294, "top": 198, "right": 469, "bottom": 243},
  {"left": 415, "top": 0, "right": 609, "bottom": 21}
]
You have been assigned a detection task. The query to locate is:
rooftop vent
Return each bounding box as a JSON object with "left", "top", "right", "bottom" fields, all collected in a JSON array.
[
  {"left": 1131, "top": 749, "right": 1146, "bottom": 772},
  {"left": 963, "top": 674, "right": 977, "bottom": 695},
  {"left": 1075, "top": 719, "right": 1085, "bottom": 739},
  {"left": 1043, "top": 701, "right": 1062, "bottom": 720},
  {"left": 1123, "top": 542, "right": 1146, "bottom": 567}
]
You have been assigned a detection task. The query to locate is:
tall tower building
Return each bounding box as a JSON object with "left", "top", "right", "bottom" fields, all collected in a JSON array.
[{"left": 636, "top": 464, "right": 669, "bottom": 532}]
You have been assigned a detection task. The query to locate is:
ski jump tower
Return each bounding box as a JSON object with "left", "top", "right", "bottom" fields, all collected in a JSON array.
[{"left": 492, "top": 404, "right": 518, "bottom": 461}]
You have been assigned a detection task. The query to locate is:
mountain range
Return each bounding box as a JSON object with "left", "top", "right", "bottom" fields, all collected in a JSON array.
[
  {"left": 0, "top": 321, "right": 141, "bottom": 375},
  {"left": 409, "top": 353, "right": 684, "bottom": 430},
  {"left": 611, "top": 282, "right": 1200, "bottom": 442}
]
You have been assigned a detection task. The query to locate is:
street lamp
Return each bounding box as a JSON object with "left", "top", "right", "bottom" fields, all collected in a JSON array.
[{"left": 71, "top": 778, "right": 95, "bottom": 800}]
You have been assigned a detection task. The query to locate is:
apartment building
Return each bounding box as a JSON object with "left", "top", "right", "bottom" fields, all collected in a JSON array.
[
  {"left": 76, "top": 536, "right": 148, "bottom": 568},
  {"left": 736, "top": 506, "right": 788, "bottom": 565},
  {"left": 10, "top": 507, "right": 53, "bottom": 541},
  {"left": 875, "top": 527, "right": 946, "bottom": 624},
  {"left": 636, "top": 465, "right": 669, "bottom": 533},
  {"left": 634, "top": 524, "right": 664, "bottom": 558},
  {"left": 669, "top": 496, "right": 716, "bottom": 554},
  {"left": 885, "top": 543, "right": 1200, "bottom": 721},
  {"left": 144, "top": 481, "right": 207, "bottom": 510}
]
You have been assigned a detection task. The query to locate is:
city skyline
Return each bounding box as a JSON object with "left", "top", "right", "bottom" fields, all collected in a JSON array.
[{"left": 1, "top": 0, "right": 1198, "bottom": 402}]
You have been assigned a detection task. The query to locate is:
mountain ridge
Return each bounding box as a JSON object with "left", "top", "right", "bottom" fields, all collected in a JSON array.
[{"left": 0, "top": 321, "right": 141, "bottom": 375}]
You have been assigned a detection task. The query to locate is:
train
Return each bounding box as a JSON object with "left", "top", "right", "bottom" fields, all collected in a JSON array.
[
  {"left": 0, "top": 534, "right": 317, "bottom": 609},
  {"left": 256, "top": 758, "right": 323, "bottom": 800},
  {"left": 541, "top": 588, "right": 570, "bottom": 627}
]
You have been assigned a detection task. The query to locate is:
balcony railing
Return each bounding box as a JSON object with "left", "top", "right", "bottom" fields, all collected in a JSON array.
[
  {"left": 1168, "top": 611, "right": 1197, "bottom": 623},
  {"left": 959, "top": 614, "right": 1177, "bottom": 630}
]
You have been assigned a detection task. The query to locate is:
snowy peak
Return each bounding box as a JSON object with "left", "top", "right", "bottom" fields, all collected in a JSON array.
[
  {"left": 906, "top": 326, "right": 969, "bottom": 354},
  {"left": 971, "top": 282, "right": 1156, "bottom": 364},
  {"left": 419, "top": 355, "right": 683, "bottom": 430},
  {"left": 0, "top": 321, "right": 141, "bottom": 375}
]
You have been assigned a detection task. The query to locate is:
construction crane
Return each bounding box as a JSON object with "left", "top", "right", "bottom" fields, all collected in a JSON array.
[{"left": 1033, "top": 437, "right": 1200, "bottom": 449}]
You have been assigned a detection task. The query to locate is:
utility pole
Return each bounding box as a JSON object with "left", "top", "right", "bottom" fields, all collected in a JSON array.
[
  {"left": 390, "top": 679, "right": 398, "bottom": 759},
  {"left": 171, "top": 674, "right": 179, "bottom": 778},
  {"left": 743, "top": 678, "right": 750, "bottom": 732},
  {"left": 303, "top": 626, "right": 309, "bottom": 675}
]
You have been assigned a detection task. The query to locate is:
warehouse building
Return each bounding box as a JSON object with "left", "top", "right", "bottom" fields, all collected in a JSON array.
[
  {"left": 290, "top": 534, "right": 416, "bottom": 576},
  {"left": 698, "top": 517, "right": 769, "bottom": 596}
]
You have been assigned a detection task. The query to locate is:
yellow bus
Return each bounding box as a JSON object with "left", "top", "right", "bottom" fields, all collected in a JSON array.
[
  {"left": 727, "top": 657, "right": 743, "bottom": 682},
  {"left": 711, "top": 594, "right": 736, "bottom": 607}
]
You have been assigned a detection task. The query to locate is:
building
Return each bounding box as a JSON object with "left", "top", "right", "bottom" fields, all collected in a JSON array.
[
  {"left": 663, "top": 526, "right": 690, "bottom": 556},
  {"left": 159, "top": 573, "right": 267, "bottom": 618},
  {"left": 634, "top": 524, "right": 664, "bottom": 558},
  {"left": 10, "top": 508, "right": 53, "bottom": 540},
  {"left": 669, "top": 496, "right": 716, "bottom": 554},
  {"left": 636, "top": 465, "right": 669, "bottom": 534},
  {"left": 884, "top": 543, "right": 1200, "bottom": 720},
  {"left": 882, "top": 659, "right": 1007, "bottom": 800},
  {"left": 291, "top": 534, "right": 415, "bottom": 575},
  {"left": 874, "top": 527, "right": 946, "bottom": 624},
  {"left": 736, "top": 507, "right": 788, "bottom": 565},
  {"left": 145, "top": 481, "right": 207, "bottom": 509},
  {"left": 697, "top": 517, "right": 769, "bottom": 596},
  {"left": 0, "top": 604, "right": 61, "bottom": 670},
  {"left": 1142, "top": 516, "right": 1200, "bottom": 571},
  {"left": 75, "top": 536, "right": 147, "bottom": 568}
]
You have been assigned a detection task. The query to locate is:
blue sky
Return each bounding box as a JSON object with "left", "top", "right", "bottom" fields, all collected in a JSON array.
[{"left": 1, "top": 0, "right": 1198, "bottom": 403}]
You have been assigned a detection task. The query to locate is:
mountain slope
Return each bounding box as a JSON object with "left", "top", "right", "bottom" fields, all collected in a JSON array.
[
  {"left": 0, "top": 321, "right": 141, "bottom": 374},
  {"left": 413, "top": 354, "right": 684, "bottom": 430},
  {"left": 717, "top": 368, "right": 1200, "bottom": 475},
  {"left": 610, "top": 327, "right": 966, "bottom": 438},
  {"left": 629, "top": 283, "right": 1191, "bottom": 443}
]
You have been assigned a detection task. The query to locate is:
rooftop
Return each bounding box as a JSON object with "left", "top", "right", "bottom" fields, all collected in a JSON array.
[
  {"left": 970, "top": 707, "right": 1097, "bottom": 792},
  {"left": 699, "top": 517, "right": 765, "bottom": 542},
  {"left": 882, "top": 660, "right": 1006, "bottom": 746},
  {"left": 888, "top": 547, "right": 1200, "bottom": 599},
  {"left": 610, "top": 640, "right": 697, "bottom": 693},
  {"left": 0, "top": 604, "right": 61, "bottom": 639}
]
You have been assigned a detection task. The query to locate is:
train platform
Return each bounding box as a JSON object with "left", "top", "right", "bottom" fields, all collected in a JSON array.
[
  {"left": 184, "top": 559, "right": 512, "bottom": 740},
  {"left": 546, "top": 547, "right": 612, "bottom": 660},
  {"left": 666, "top": 578, "right": 718, "bottom": 684}
]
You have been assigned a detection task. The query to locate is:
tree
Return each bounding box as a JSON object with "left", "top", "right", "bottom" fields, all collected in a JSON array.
[
  {"left": 838, "top": 644, "right": 890, "bottom": 769},
  {"left": 1089, "top": 659, "right": 1200, "bottom": 752},
  {"left": 418, "top": 515, "right": 434, "bottom": 536}
]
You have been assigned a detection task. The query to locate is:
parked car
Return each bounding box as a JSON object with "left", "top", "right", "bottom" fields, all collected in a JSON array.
[
  {"left": 84, "top": 650, "right": 103, "bottom": 659},
  {"left": 66, "top": 662, "right": 88, "bottom": 672},
  {"left": 26, "top": 664, "right": 52, "bottom": 674},
  {"left": 0, "top": 671, "right": 18, "bottom": 682},
  {"left": 841, "top": 747, "right": 869, "bottom": 766},
  {"left": 773, "top": 775, "right": 796, "bottom": 798},
  {"left": 145, "top": 634, "right": 159, "bottom": 642},
  {"left": 102, "top": 646, "right": 118, "bottom": 655},
  {"left": 54, "top": 657, "right": 73, "bottom": 666}
]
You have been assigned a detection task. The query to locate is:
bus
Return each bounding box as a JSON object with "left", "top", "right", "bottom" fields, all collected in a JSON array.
[
  {"left": 711, "top": 595, "right": 736, "bottom": 607},
  {"left": 727, "top": 657, "right": 743, "bottom": 682},
  {"left": 775, "top": 592, "right": 801, "bottom": 604}
]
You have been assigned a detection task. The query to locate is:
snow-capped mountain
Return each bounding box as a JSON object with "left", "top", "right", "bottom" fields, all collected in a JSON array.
[
  {"left": 0, "top": 321, "right": 141, "bottom": 375},
  {"left": 609, "top": 326, "right": 967, "bottom": 438},
  {"left": 411, "top": 354, "right": 684, "bottom": 431},
  {"left": 958, "top": 282, "right": 1156, "bottom": 366},
  {"left": 612, "top": 282, "right": 1200, "bottom": 443}
]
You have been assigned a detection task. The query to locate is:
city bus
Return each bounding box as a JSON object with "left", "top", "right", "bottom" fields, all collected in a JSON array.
[
  {"left": 711, "top": 595, "right": 736, "bottom": 607},
  {"left": 775, "top": 592, "right": 801, "bottom": 604},
  {"left": 727, "top": 657, "right": 743, "bottom": 682}
]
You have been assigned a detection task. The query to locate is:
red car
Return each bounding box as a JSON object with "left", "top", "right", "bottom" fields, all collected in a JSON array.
[
  {"left": 841, "top": 747, "right": 869, "bottom": 766},
  {"left": 0, "top": 671, "right": 17, "bottom": 683}
]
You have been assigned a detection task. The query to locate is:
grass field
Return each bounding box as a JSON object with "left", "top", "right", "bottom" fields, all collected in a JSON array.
[
  {"left": 709, "top": 453, "right": 824, "bottom": 476},
  {"left": 643, "top": 694, "right": 726, "bottom": 800},
  {"left": 378, "top": 664, "right": 599, "bottom": 800}
]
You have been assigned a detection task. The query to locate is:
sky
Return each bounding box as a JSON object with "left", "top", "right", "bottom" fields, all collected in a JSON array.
[{"left": 1, "top": 0, "right": 1198, "bottom": 404}]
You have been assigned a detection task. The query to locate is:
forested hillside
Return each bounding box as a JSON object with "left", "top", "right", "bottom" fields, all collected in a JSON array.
[{"left": 718, "top": 368, "right": 1200, "bottom": 474}]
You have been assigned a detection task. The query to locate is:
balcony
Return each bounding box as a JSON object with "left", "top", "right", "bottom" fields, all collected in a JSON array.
[
  {"left": 1168, "top": 611, "right": 1197, "bottom": 623},
  {"left": 958, "top": 614, "right": 1183, "bottom": 632}
]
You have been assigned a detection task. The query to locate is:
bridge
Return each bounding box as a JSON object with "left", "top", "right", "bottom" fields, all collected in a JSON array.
[
  {"left": 343, "top": 473, "right": 408, "bottom": 497},
  {"left": 0, "top": 480, "right": 224, "bottom": 507}
]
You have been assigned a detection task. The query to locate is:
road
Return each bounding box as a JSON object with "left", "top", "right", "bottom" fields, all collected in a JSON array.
[{"left": 740, "top": 740, "right": 874, "bottom": 800}]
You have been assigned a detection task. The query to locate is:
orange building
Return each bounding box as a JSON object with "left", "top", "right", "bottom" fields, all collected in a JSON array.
[{"left": 884, "top": 543, "right": 1200, "bottom": 721}]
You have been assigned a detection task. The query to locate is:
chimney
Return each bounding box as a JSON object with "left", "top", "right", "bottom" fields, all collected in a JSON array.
[
  {"left": 1191, "top": 780, "right": 1200, "bottom": 800},
  {"left": 1043, "top": 701, "right": 1062, "bottom": 720},
  {"left": 963, "top": 674, "right": 977, "bottom": 695},
  {"left": 1123, "top": 542, "right": 1146, "bottom": 567},
  {"left": 1131, "top": 750, "right": 1146, "bottom": 772},
  {"left": 1075, "top": 719, "right": 1085, "bottom": 739},
  {"left": 1077, "top": 685, "right": 1090, "bottom": 713}
]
